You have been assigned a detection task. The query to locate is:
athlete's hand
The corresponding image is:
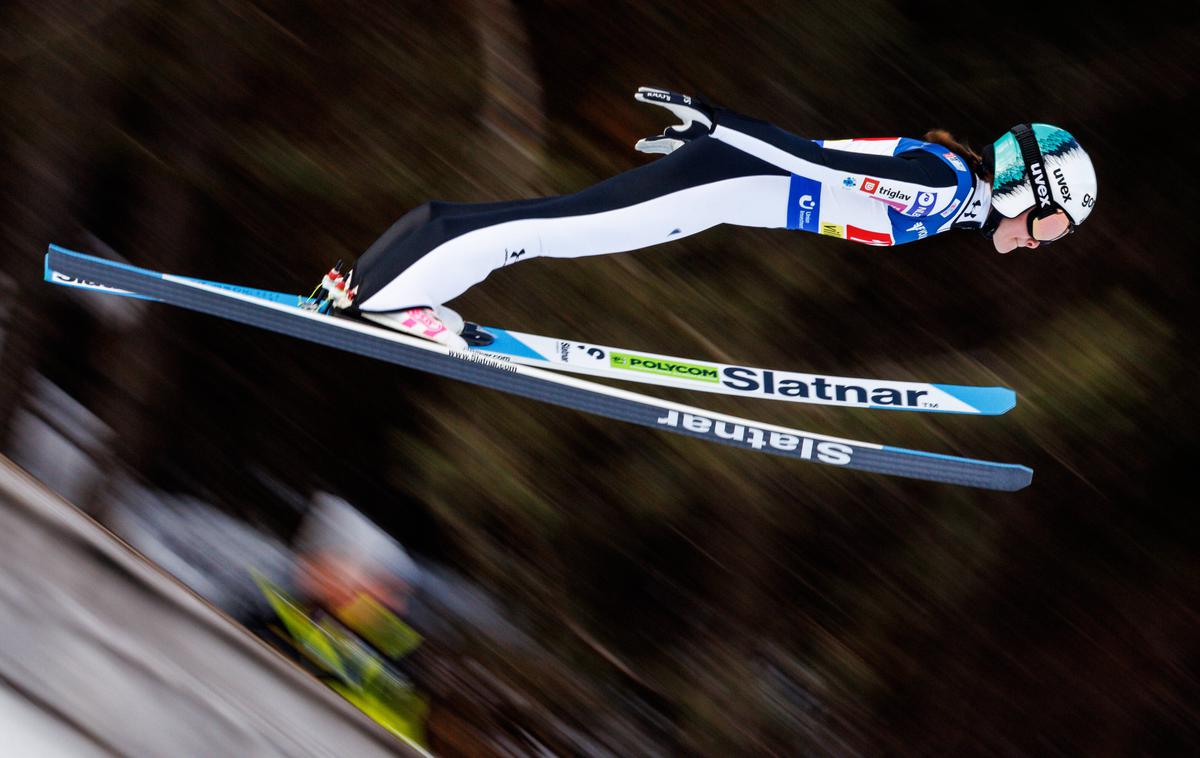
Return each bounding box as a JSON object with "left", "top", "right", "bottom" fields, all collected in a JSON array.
[{"left": 634, "top": 86, "right": 714, "bottom": 155}]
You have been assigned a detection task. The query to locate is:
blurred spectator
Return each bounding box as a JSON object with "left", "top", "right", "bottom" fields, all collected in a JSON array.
[
  {"left": 249, "top": 493, "right": 429, "bottom": 746},
  {"left": 109, "top": 487, "right": 430, "bottom": 748}
]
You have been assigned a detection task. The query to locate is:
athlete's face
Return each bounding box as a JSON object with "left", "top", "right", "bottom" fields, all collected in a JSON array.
[{"left": 992, "top": 208, "right": 1041, "bottom": 254}]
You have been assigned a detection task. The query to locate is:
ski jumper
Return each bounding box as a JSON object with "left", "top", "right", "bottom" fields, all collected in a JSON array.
[{"left": 350, "top": 109, "right": 991, "bottom": 313}]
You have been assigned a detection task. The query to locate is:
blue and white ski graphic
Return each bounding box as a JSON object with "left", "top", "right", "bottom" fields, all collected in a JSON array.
[
  {"left": 479, "top": 329, "right": 1014, "bottom": 415},
  {"left": 44, "top": 245, "right": 1033, "bottom": 491}
]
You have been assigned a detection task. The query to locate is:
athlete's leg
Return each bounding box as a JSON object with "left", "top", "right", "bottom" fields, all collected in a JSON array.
[
  {"left": 353, "top": 197, "right": 551, "bottom": 287},
  {"left": 352, "top": 137, "right": 790, "bottom": 312}
]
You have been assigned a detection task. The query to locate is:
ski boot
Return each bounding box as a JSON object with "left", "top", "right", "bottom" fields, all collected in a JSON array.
[
  {"left": 311, "top": 264, "right": 472, "bottom": 349},
  {"left": 359, "top": 307, "right": 468, "bottom": 350},
  {"left": 431, "top": 306, "right": 495, "bottom": 347}
]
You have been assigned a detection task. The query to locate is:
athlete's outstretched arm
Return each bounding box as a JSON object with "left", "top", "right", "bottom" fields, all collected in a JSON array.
[
  {"left": 634, "top": 87, "right": 960, "bottom": 217},
  {"left": 711, "top": 110, "right": 959, "bottom": 217}
]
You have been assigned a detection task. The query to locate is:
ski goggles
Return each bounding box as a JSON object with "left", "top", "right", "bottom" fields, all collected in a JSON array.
[
  {"left": 1027, "top": 206, "right": 1073, "bottom": 244},
  {"left": 1011, "top": 123, "right": 1075, "bottom": 245}
]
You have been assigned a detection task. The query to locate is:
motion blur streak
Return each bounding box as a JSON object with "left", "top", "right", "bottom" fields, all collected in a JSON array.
[{"left": 1, "top": 1, "right": 1197, "bottom": 754}]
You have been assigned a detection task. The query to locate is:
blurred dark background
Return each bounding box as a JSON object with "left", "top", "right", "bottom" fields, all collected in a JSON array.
[{"left": 1, "top": 0, "right": 1196, "bottom": 754}]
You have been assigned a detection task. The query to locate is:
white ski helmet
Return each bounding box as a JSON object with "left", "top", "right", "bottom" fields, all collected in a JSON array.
[{"left": 991, "top": 123, "right": 1097, "bottom": 236}]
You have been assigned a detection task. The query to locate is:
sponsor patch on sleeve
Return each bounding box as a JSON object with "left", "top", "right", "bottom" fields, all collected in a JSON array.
[
  {"left": 940, "top": 197, "right": 962, "bottom": 218},
  {"left": 819, "top": 223, "right": 846, "bottom": 238},
  {"left": 910, "top": 190, "right": 937, "bottom": 217},
  {"left": 786, "top": 175, "right": 822, "bottom": 233},
  {"left": 847, "top": 225, "right": 893, "bottom": 246}
]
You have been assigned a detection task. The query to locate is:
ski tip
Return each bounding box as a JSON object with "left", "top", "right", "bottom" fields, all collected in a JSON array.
[
  {"left": 881, "top": 445, "right": 1034, "bottom": 491},
  {"left": 932, "top": 384, "right": 1017, "bottom": 415},
  {"left": 996, "top": 464, "right": 1034, "bottom": 491}
]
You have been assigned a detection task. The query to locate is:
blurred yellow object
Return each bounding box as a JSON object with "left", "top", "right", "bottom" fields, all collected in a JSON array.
[
  {"left": 253, "top": 575, "right": 428, "bottom": 749},
  {"left": 332, "top": 592, "right": 423, "bottom": 659}
]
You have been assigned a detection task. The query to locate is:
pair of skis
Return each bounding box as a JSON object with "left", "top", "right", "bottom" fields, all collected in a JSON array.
[{"left": 44, "top": 245, "right": 1032, "bottom": 491}]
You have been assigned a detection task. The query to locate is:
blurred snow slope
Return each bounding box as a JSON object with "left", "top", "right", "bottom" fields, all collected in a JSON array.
[{"left": 0, "top": 455, "right": 417, "bottom": 758}]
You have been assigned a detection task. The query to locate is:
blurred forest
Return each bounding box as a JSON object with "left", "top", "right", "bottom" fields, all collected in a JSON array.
[{"left": 1, "top": 0, "right": 1197, "bottom": 754}]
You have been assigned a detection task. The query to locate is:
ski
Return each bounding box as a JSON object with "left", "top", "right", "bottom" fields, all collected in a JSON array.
[
  {"left": 44, "top": 245, "right": 1033, "bottom": 491},
  {"left": 478, "top": 329, "right": 1014, "bottom": 415},
  {"left": 44, "top": 254, "right": 1014, "bottom": 415}
]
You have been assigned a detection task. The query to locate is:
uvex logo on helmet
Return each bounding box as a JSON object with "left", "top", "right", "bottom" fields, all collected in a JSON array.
[
  {"left": 1029, "top": 163, "right": 1052, "bottom": 209},
  {"left": 1053, "top": 167, "right": 1072, "bottom": 202}
]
